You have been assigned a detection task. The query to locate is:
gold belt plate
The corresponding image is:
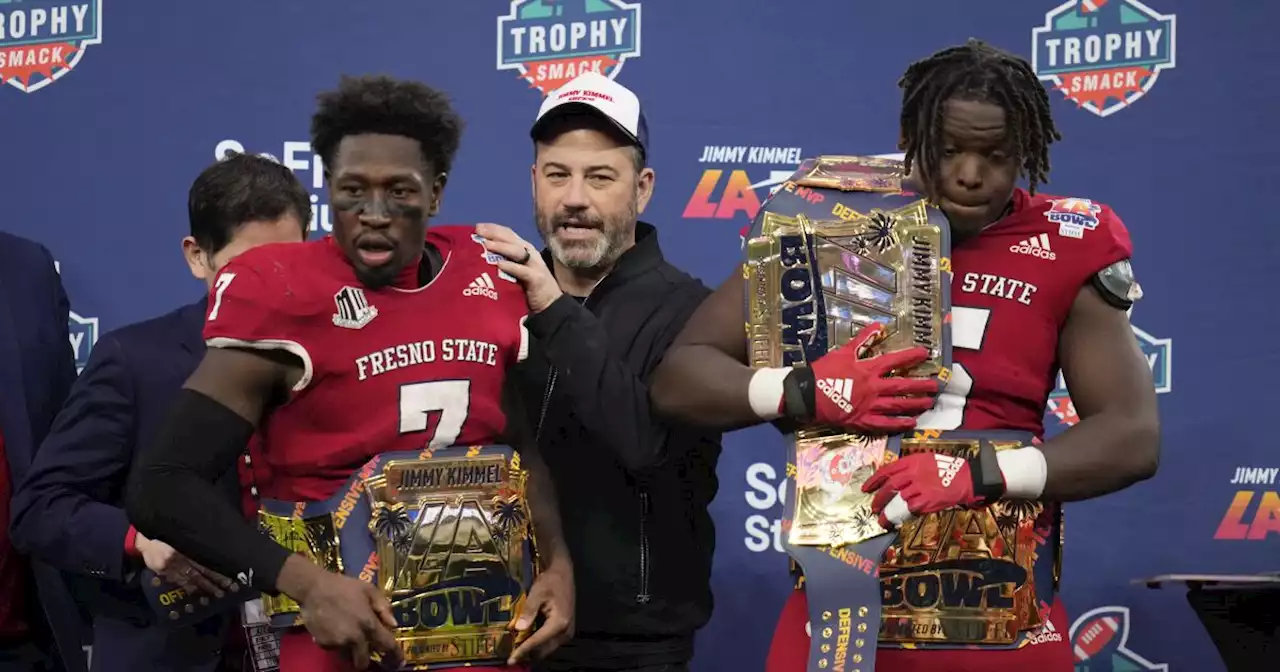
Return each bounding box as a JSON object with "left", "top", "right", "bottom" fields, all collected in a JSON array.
[
  {"left": 878, "top": 436, "right": 1046, "bottom": 645},
  {"left": 258, "top": 450, "right": 536, "bottom": 667},
  {"left": 744, "top": 155, "right": 951, "bottom": 549}
]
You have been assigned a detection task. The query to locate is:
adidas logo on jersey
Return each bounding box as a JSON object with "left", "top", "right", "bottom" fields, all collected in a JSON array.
[
  {"left": 1010, "top": 233, "right": 1056, "bottom": 260},
  {"left": 1025, "top": 618, "right": 1064, "bottom": 646},
  {"left": 816, "top": 378, "right": 854, "bottom": 414},
  {"left": 935, "top": 454, "right": 964, "bottom": 487},
  {"left": 464, "top": 273, "right": 499, "bottom": 300}
]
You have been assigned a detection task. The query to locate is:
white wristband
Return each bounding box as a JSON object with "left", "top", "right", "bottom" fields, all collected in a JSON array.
[
  {"left": 748, "top": 367, "right": 791, "bottom": 420},
  {"left": 996, "top": 447, "right": 1048, "bottom": 499},
  {"left": 883, "top": 493, "right": 913, "bottom": 527}
]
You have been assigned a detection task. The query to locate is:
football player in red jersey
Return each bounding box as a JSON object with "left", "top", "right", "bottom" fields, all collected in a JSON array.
[
  {"left": 649, "top": 40, "right": 1160, "bottom": 671},
  {"left": 126, "top": 76, "right": 573, "bottom": 672}
]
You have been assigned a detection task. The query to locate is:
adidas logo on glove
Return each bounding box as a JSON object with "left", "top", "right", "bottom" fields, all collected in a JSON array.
[
  {"left": 935, "top": 454, "right": 964, "bottom": 487},
  {"left": 817, "top": 378, "right": 854, "bottom": 414}
]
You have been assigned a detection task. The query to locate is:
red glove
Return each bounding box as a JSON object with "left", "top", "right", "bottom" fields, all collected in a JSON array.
[
  {"left": 863, "top": 452, "right": 996, "bottom": 528},
  {"left": 801, "top": 323, "right": 940, "bottom": 433}
]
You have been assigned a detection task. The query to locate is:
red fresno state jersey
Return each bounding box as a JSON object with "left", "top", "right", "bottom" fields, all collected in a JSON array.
[
  {"left": 916, "top": 188, "right": 1133, "bottom": 437},
  {"left": 203, "top": 226, "right": 529, "bottom": 503}
]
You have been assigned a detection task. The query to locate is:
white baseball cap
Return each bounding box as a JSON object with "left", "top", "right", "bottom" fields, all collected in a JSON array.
[{"left": 530, "top": 71, "right": 649, "bottom": 158}]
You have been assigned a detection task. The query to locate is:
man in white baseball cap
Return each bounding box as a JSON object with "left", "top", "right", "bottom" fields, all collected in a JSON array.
[
  {"left": 518, "top": 70, "right": 651, "bottom": 276},
  {"left": 473, "top": 73, "right": 722, "bottom": 672},
  {"left": 531, "top": 70, "right": 649, "bottom": 164}
]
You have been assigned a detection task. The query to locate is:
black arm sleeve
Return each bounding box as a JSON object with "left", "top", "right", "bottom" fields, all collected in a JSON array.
[
  {"left": 524, "top": 282, "right": 710, "bottom": 471},
  {"left": 124, "top": 389, "right": 292, "bottom": 593}
]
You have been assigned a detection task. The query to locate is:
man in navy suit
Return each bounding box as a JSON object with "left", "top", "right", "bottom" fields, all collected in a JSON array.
[
  {"left": 0, "top": 231, "right": 83, "bottom": 672},
  {"left": 9, "top": 154, "right": 310, "bottom": 672}
]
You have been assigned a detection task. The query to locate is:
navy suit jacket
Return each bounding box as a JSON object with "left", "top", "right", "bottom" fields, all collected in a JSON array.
[
  {"left": 0, "top": 232, "right": 87, "bottom": 672},
  {"left": 10, "top": 298, "right": 236, "bottom": 672}
]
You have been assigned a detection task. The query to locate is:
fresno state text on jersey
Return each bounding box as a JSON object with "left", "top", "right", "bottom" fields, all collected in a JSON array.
[{"left": 202, "top": 227, "right": 529, "bottom": 503}]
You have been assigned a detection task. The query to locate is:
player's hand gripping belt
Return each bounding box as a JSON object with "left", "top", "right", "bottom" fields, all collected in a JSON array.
[
  {"left": 747, "top": 322, "right": 941, "bottom": 433},
  {"left": 863, "top": 443, "right": 1049, "bottom": 528}
]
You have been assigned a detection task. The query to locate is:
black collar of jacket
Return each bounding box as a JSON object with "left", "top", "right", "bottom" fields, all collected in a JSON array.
[{"left": 540, "top": 221, "right": 663, "bottom": 299}]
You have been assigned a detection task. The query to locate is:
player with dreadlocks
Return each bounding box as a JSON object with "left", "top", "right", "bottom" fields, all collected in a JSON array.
[{"left": 648, "top": 39, "right": 1160, "bottom": 671}]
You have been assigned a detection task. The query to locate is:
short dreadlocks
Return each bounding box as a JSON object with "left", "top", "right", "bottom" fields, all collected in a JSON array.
[
  {"left": 311, "top": 75, "right": 464, "bottom": 177},
  {"left": 898, "top": 39, "right": 1062, "bottom": 195}
]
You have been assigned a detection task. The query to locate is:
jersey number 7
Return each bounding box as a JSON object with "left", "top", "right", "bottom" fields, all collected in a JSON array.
[
  {"left": 399, "top": 379, "right": 472, "bottom": 449},
  {"left": 208, "top": 273, "right": 236, "bottom": 321}
]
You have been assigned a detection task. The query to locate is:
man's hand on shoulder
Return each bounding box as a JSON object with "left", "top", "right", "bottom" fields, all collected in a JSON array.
[{"left": 474, "top": 223, "right": 563, "bottom": 313}]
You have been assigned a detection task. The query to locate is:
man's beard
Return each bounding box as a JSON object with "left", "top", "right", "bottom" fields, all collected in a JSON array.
[{"left": 536, "top": 200, "right": 637, "bottom": 271}]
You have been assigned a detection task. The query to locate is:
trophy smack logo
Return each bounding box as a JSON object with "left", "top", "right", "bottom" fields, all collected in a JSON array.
[
  {"left": 497, "top": 0, "right": 641, "bottom": 97},
  {"left": 1032, "top": 0, "right": 1176, "bottom": 117},
  {"left": 1048, "top": 319, "right": 1170, "bottom": 427},
  {"left": 0, "top": 0, "right": 102, "bottom": 93}
]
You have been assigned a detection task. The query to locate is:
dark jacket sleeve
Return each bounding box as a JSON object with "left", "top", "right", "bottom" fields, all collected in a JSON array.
[
  {"left": 10, "top": 335, "right": 135, "bottom": 582},
  {"left": 499, "top": 375, "right": 569, "bottom": 566},
  {"left": 37, "top": 243, "right": 78, "bottom": 445},
  {"left": 523, "top": 281, "right": 710, "bottom": 471},
  {"left": 499, "top": 374, "right": 535, "bottom": 451}
]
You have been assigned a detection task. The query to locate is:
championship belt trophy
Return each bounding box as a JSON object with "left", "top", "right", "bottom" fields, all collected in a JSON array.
[
  {"left": 142, "top": 445, "right": 537, "bottom": 669},
  {"left": 743, "top": 155, "right": 951, "bottom": 672}
]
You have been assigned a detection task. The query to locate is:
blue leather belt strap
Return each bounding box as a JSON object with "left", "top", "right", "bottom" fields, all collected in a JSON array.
[
  {"left": 782, "top": 434, "right": 903, "bottom": 672},
  {"left": 790, "top": 534, "right": 897, "bottom": 671}
]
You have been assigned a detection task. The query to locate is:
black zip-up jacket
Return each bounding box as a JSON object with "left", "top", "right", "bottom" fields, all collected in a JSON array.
[{"left": 514, "top": 222, "right": 722, "bottom": 669}]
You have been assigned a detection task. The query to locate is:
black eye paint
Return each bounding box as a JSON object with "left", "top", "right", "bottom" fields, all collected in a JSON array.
[
  {"left": 331, "top": 192, "right": 424, "bottom": 222},
  {"left": 390, "top": 201, "right": 425, "bottom": 222}
]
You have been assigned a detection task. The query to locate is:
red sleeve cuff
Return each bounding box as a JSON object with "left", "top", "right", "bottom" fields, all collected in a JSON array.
[{"left": 124, "top": 525, "right": 141, "bottom": 558}]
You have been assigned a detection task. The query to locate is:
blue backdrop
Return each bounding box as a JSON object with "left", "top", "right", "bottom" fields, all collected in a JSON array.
[{"left": 4, "top": 1, "right": 1279, "bottom": 669}]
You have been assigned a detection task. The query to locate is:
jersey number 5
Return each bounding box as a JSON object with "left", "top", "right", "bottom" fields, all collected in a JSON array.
[
  {"left": 916, "top": 306, "right": 990, "bottom": 431},
  {"left": 400, "top": 380, "right": 471, "bottom": 449}
]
